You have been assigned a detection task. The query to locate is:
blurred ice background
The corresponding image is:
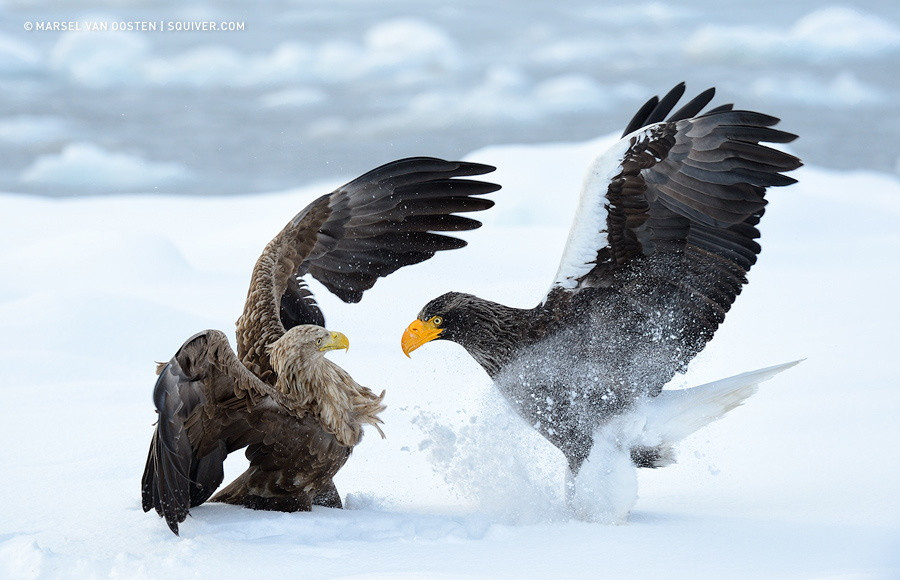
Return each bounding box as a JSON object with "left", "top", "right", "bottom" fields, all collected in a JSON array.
[{"left": 0, "top": 0, "right": 897, "bottom": 196}]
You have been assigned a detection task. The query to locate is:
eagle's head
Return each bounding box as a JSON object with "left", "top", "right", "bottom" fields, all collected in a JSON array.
[
  {"left": 401, "top": 292, "right": 478, "bottom": 354},
  {"left": 268, "top": 325, "right": 349, "bottom": 374},
  {"left": 401, "top": 292, "right": 522, "bottom": 377}
]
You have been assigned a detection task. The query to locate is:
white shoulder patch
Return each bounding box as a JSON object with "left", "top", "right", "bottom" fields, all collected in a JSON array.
[{"left": 550, "top": 134, "right": 634, "bottom": 291}]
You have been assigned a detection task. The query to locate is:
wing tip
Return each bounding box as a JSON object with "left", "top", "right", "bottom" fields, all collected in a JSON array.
[{"left": 454, "top": 160, "right": 497, "bottom": 176}]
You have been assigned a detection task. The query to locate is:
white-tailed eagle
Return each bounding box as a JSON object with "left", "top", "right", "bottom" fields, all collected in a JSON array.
[{"left": 142, "top": 158, "right": 499, "bottom": 534}]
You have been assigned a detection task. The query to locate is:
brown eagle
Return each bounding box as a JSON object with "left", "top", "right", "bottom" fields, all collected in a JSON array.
[
  {"left": 142, "top": 158, "right": 499, "bottom": 534},
  {"left": 402, "top": 85, "right": 802, "bottom": 477}
]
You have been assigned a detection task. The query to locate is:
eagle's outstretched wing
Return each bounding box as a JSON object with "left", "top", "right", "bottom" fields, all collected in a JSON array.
[
  {"left": 238, "top": 157, "right": 499, "bottom": 381},
  {"left": 550, "top": 84, "right": 801, "bottom": 349}
]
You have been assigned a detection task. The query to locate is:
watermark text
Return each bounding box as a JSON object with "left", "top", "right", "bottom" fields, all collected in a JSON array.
[{"left": 23, "top": 20, "right": 246, "bottom": 32}]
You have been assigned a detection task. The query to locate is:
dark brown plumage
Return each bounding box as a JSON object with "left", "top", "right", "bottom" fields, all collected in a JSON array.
[
  {"left": 402, "top": 85, "right": 802, "bottom": 474},
  {"left": 142, "top": 158, "right": 499, "bottom": 534}
]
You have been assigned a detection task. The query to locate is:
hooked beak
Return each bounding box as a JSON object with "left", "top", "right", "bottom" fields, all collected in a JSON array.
[
  {"left": 401, "top": 319, "right": 443, "bottom": 357},
  {"left": 320, "top": 331, "right": 350, "bottom": 352}
]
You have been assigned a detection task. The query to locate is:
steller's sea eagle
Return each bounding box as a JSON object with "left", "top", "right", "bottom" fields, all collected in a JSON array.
[
  {"left": 142, "top": 158, "right": 499, "bottom": 534},
  {"left": 401, "top": 85, "right": 802, "bottom": 517}
]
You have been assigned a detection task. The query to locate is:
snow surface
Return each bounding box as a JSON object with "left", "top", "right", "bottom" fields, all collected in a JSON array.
[{"left": 1, "top": 133, "right": 898, "bottom": 578}]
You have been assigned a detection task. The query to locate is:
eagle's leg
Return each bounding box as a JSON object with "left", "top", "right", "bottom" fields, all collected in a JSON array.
[
  {"left": 209, "top": 467, "right": 314, "bottom": 512},
  {"left": 558, "top": 432, "right": 593, "bottom": 476},
  {"left": 219, "top": 492, "right": 314, "bottom": 512},
  {"left": 311, "top": 478, "right": 342, "bottom": 508},
  {"left": 629, "top": 445, "right": 676, "bottom": 468}
]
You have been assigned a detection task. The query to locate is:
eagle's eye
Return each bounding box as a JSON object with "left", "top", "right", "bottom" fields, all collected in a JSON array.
[
  {"left": 316, "top": 338, "right": 322, "bottom": 346},
  {"left": 431, "top": 316, "right": 443, "bottom": 327}
]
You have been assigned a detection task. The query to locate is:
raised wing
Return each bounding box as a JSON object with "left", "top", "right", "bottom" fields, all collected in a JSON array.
[
  {"left": 619, "top": 83, "right": 723, "bottom": 138},
  {"left": 141, "top": 329, "right": 269, "bottom": 534},
  {"left": 238, "top": 157, "right": 500, "bottom": 381},
  {"left": 552, "top": 86, "right": 800, "bottom": 318}
]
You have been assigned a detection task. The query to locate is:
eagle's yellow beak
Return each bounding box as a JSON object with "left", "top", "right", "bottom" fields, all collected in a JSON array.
[
  {"left": 401, "top": 319, "right": 443, "bottom": 357},
  {"left": 320, "top": 331, "right": 350, "bottom": 352}
]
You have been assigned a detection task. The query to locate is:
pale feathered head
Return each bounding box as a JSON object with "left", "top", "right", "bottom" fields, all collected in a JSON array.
[
  {"left": 267, "top": 325, "right": 349, "bottom": 373},
  {"left": 265, "top": 324, "right": 384, "bottom": 446}
]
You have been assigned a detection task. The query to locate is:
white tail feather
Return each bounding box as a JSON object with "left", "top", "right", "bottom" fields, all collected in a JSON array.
[
  {"left": 570, "top": 360, "right": 801, "bottom": 522},
  {"left": 639, "top": 360, "right": 802, "bottom": 448}
]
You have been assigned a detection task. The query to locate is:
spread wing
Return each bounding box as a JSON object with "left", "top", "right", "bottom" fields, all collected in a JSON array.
[
  {"left": 237, "top": 157, "right": 500, "bottom": 381},
  {"left": 141, "top": 329, "right": 272, "bottom": 534},
  {"left": 550, "top": 83, "right": 801, "bottom": 346}
]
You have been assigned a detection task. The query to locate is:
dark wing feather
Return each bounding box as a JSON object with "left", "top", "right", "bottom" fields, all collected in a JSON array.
[
  {"left": 641, "top": 83, "right": 687, "bottom": 127},
  {"left": 279, "top": 277, "right": 325, "bottom": 330},
  {"left": 307, "top": 158, "right": 499, "bottom": 302},
  {"left": 551, "top": 85, "right": 801, "bottom": 372},
  {"left": 620, "top": 83, "right": 718, "bottom": 137},
  {"left": 237, "top": 157, "right": 499, "bottom": 381},
  {"left": 209, "top": 410, "right": 350, "bottom": 512},
  {"left": 621, "top": 95, "right": 660, "bottom": 138},
  {"left": 665, "top": 87, "right": 717, "bottom": 124},
  {"left": 141, "top": 330, "right": 269, "bottom": 535}
]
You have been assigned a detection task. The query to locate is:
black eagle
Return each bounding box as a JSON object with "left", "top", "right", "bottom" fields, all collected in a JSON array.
[{"left": 402, "top": 84, "right": 802, "bottom": 476}]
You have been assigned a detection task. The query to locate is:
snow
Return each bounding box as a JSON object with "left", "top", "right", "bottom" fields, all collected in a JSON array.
[
  {"left": 260, "top": 87, "right": 328, "bottom": 110},
  {"left": 44, "top": 17, "right": 461, "bottom": 89},
  {"left": 1, "top": 0, "right": 899, "bottom": 574},
  {"left": 20, "top": 142, "right": 190, "bottom": 191},
  {"left": 0, "top": 116, "right": 69, "bottom": 146},
  {"left": 49, "top": 29, "right": 149, "bottom": 88},
  {"left": 685, "top": 6, "right": 900, "bottom": 63},
  {"left": 1, "top": 132, "right": 898, "bottom": 577},
  {"left": 2, "top": 1, "right": 898, "bottom": 196},
  {"left": 362, "top": 18, "right": 462, "bottom": 78},
  {"left": 356, "top": 69, "right": 629, "bottom": 137},
  {"left": 532, "top": 75, "right": 613, "bottom": 113},
  {"left": 0, "top": 35, "right": 42, "bottom": 74},
  {"left": 750, "top": 73, "right": 887, "bottom": 108},
  {"left": 40, "top": 6, "right": 895, "bottom": 90},
  {"left": 592, "top": 2, "right": 695, "bottom": 26}
]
